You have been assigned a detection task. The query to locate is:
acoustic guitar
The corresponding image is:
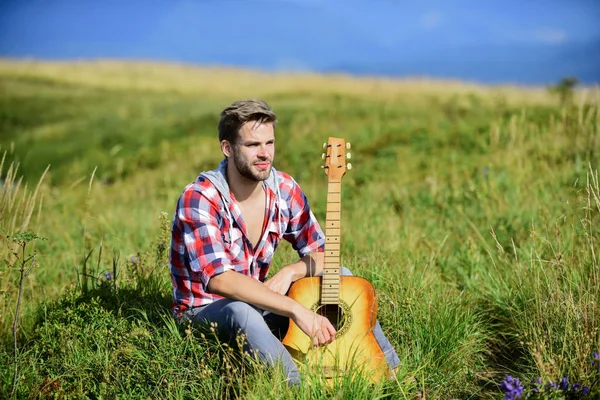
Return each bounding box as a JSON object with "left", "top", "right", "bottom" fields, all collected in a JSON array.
[{"left": 281, "top": 136, "right": 389, "bottom": 384}]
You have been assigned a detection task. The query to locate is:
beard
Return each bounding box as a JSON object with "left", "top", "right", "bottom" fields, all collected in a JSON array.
[{"left": 232, "top": 147, "right": 272, "bottom": 182}]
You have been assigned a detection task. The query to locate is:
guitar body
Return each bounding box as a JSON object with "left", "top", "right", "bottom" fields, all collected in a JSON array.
[{"left": 281, "top": 276, "right": 389, "bottom": 383}]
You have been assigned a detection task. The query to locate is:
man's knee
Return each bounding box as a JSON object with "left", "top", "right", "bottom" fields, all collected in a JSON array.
[{"left": 221, "top": 301, "right": 264, "bottom": 332}]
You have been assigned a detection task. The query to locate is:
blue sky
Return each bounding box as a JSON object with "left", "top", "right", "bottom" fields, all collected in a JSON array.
[{"left": 1, "top": 0, "right": 599, "bottom": 84}]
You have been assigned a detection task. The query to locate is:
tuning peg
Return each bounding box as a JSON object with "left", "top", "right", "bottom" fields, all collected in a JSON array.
[
  {"left": 323, "top": 143, "right": 327, "bottom": 149},
  {"left": 321, "top": 153, "right": 326, "bottom": 160},
  {"left": 347, "top": 163, "right": 352, "bottom": 170},
  {"left": 346, "top": 153, "right": 351, "bottom": 159},
  {"left": 346, "top": 142, "right": 351, "bottom": 149}
]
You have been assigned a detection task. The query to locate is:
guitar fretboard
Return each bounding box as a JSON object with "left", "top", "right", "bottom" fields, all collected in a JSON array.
[{"left": 321, "top": 180, "right": 341, "bottom": 304}]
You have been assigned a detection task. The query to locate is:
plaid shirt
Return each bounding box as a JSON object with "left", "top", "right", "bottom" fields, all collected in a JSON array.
[{"left": 169, "top": 162, "right": 325, "bottom": 316}]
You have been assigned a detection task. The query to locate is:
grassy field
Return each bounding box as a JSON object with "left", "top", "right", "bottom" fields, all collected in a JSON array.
[{"left": 0, "top": 58, "right": 599, "bottom": 399}]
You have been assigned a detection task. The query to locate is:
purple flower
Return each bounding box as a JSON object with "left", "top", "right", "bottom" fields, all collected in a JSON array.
[
  {"left": 500, "top": 376, "right": 524, "bottom": 400},
  {"left": 530, "top": 377, "right": 542, "bottom": 393},
  {"left": 571, "top": 383, "right": 581, "bottom": 391},
  {"left": 546, "top": 381, "right": 558, "bottom": 391},
  {"left": 104, "top": 272, "right": 112, "bottom": 280},
  {"left": 559, "top": 377, "right": 569, "bottom": 391},
  {"left": 582, "top": 386, "right": 589, "bottom": 395}
]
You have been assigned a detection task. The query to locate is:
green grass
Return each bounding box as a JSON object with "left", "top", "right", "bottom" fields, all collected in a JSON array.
[{"left": 0, "top": 59, "right": 599, "bottom": 399}]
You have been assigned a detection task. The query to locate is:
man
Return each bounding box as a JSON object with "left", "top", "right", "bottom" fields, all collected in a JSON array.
[{"left": 169, "top": 99, "right": 399, "bottom": 385}]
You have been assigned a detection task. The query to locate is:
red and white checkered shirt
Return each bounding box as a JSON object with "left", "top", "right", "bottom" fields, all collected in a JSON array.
[{"left": 169, "top": 160, "right": 325, "bottom": 316}]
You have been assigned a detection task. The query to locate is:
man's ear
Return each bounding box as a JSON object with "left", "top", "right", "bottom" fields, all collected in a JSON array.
[{"left": 221, "top": 140, "right": 232, "bottom": 157}]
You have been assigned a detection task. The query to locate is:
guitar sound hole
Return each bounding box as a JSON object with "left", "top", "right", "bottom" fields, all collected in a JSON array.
[{"left": 317, "top": 304, "right": 346, "bottom": 331}]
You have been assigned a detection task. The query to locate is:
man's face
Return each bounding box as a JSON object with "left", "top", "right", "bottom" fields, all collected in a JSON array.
[{"left": 226, "top": 120, "right": 275, "bottom": 182}]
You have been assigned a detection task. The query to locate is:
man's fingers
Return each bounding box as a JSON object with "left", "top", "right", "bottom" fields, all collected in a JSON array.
[
  {"left": 310, "top": 329, "right": 327, "bottom": 347},
  {"left": 320, "top": 329, "right": 331, "bottom": 344},
  {"left": 319, "top": 317, "right": 336, "bottom": 342},
  {"left": 326, "top": 322, "right": 337, "bottom": 340}
]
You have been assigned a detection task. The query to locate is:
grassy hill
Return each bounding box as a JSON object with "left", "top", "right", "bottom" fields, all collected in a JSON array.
[{"left": 0, "top": 59, "right": 598, "bottom": 399}]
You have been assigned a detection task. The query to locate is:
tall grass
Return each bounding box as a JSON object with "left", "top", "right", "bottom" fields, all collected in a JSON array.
[
  {"left": 0, "top": 60, "right": 598, "bottom": 398},
  {"left": 0, "top": 147, "right": 49, "bottom": 334}
]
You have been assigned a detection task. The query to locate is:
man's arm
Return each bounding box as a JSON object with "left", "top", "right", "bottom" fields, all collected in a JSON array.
[
  {"left": 208, "top": 270, "right": 335, "bottom": 346},
  {"left": 264, "top": 251, "right": 323, "bottom": 295}
]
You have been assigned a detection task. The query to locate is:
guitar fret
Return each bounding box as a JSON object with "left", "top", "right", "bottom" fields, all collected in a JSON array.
[
  {"left": 326, "top": 212, "right": 340, "bottom": 220},
  {"left": 326, "top": 228, "right": 340, "bottom": 237},
  {"left": 328, "top": 182, "right": 341, "bottom": 191},
  {"left": 326, "top": 220, "right": 340, "bottom": 228},
  {"left": 327, "top": 193, "right": 341, "bottom": 203},
  {"left": 326, "top": 203, "right": 341, "bottom": 212}
]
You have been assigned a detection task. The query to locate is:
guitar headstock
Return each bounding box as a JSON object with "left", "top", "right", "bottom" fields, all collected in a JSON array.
[{"left": 321, "top": 137, "right": 352, "bottom": 181}]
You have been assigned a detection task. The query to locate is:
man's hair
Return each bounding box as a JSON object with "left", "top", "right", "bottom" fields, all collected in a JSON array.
[{"left": 218, "top": 99, "right": 278, "bottom": 144}]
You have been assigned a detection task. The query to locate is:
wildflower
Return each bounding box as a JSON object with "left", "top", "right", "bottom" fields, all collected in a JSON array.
[
  {"left": 582, "top": 386, "right": 589, "bottom": 395},
  {"left": 531, "top": 377, "right": 542, "bottom": 394},
  {"left": 592, "top": 352, "right": 600, "bottom": 371},
  {"left": 559, "top": 377, "right": 569, "bottom": 391},
  {"left": 571, "top": 383, "right": 581, "bottom": 391},
  {"left": 104, "top": 272, "right": 112, "bottom": 280},
  {"left": 130, "top": 256, "right": 140, "bottom": 264},
  {"left": 500, "top": 375, "right": 524, "bottom": 400}
]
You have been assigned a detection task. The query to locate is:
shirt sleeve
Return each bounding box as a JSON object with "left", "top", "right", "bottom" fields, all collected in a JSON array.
[
  {"left": 282, "top": 178, "right": 325, "bottom": 257},
  {"left": 175, "top": 186, "right": 235, "bottom": 289}
]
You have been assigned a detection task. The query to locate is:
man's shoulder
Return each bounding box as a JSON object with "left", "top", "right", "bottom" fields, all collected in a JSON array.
[
  {"left": 179, "top": 176, "right": 222, "bottom": 204},
  {"left": 274, "top": 170, "right": 295, "bottom": 185},
  {"left": 273, "top": 170, "right": 301, "bottom": 196}
]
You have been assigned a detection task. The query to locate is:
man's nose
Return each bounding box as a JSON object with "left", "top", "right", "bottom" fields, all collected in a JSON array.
[{"left": 257, "top": 145, "right": 270, "bottom": 158}]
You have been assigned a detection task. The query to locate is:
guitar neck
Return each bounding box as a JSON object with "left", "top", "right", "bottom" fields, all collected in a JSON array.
[{"left": 321, "top": 180, "right": 341, "bottom": 304}]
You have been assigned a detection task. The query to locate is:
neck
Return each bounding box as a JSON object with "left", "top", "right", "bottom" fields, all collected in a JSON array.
[{"left": 226, "top": 161, "right": 263, "bottom": 202}]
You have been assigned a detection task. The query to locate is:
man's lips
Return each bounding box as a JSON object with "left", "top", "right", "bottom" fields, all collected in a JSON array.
[{"left": 254, "top": 162, "right": 270, "bottom": 168}]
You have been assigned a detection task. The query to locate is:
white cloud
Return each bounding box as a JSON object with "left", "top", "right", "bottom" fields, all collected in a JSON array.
[
  {"left": 421, "top": 11, "right": 442, "bottom": 30},
  {"left": 533, "top": 28, "right": 568, "bottom": 44}
]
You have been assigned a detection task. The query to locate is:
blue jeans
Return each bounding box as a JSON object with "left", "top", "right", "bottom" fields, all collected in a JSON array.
[{"left": 182, "top": 267, "right": 400, "bottom": 385}]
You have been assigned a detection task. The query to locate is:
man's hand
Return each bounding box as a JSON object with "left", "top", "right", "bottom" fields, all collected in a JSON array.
[
  {"left": 292, "top": 306, "right": 337, "bottom": 347},
  {"left": 264, "top": 267, "right": 296, "bottom": 295},
  {"left": 264, "top": 252, "right": 323, "bottom": 295}
]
